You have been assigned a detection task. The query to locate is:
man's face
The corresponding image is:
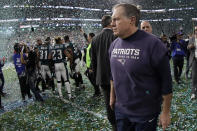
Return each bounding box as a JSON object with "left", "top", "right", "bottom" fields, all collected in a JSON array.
[
  {"left": 36, "top": 39, "right": 42, "bottom": 45},
  {"left": 141, "top": 22, "right": 152, "bottom": 33},
  {"left": 59, "top": 39, "right": 63, "bottom": 44},
  {"left": 111, "top": 7, "right": 133, "bottom": 38},
  {"left": 177, "top": 34, "right": 183, "bottom": 40},
  {"left": 87, "top": 35, "right": 92, "bottom": 43},
  {"left": 162, "top": 36, "right": 167, "bottom": 42}
]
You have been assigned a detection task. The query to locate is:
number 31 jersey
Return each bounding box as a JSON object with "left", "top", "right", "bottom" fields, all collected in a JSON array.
[{"left": 38, "top": 45, "right": 51, "bottom": 65}]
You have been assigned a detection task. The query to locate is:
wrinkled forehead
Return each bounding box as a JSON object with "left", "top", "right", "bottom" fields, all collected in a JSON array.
[
  {"left": 162, "top": 36, "right": 167, "bottom": 39},
  {"left": 112, "top": 6, "right": 126, "bottom": 17},
  {"left": 37, "top": 39, "right": 42, "bottom": 42},
  {"left": 177, "top": 34, "right": 182, "bottom": 37},
  {"left": 141, "top": 22, "right": 151, "bottom": 27}
]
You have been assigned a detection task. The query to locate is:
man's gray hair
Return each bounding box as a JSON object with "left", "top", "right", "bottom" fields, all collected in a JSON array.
[{"left": 112, "top": 3, "right": 140, "bottom": 27}]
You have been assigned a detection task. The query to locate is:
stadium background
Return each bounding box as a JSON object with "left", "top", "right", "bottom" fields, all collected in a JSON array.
[{"left": 0, "top": 0, "right": 197, "bottom": 130}]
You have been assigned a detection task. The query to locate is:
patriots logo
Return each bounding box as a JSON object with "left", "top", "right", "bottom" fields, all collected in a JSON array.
[{"left": 117, "top": 59, "right": 126, "bottom": 65}]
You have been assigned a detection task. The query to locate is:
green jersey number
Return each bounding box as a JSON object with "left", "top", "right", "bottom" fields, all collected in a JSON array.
[
  {"left": 52, "top": 49, "right": 63, "bottom": 60},
  {"left": 40, "top": 50, "right": 48, "bottom": 60}
]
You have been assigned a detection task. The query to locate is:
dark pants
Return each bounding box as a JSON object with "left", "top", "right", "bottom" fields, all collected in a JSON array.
[
  {"left": 0, "top": 73, "right": 4, "bottom": 108},
  {"left": 36, "top": 73, "right": 46, "bottom": 92},
  {"left": 61, "top": 76, "right": 65, "bottom": 86},
  {"left": 74, "top": 72, "right": 83, "bottom": 87},
  {"left": 173, "top": 57, "right": 184, "bottom": 83},
  {"left": 86, "top": 69, "right": 100, "bottom": 95},
  {"left": 101, "top": 85, "right": 116, "bottom": 129},
  {"left": 62, "top": 67, "right": 69, "bottom": 86},
  {"left": 50, "top": 78, "right": 55, "bottom": 91},
  {"left": 49, "top": 64, "right": 55, "bottom": 91},
  {"left": 45, "top": 75, "right": 55, "bottom": 91},
  {"left": 18, "top": 75, "right": 31, "bottom": 100},
  {"left": 115, "top": 111, "right": 158, "bottom": 131},
  {"left": 192, "top": 59, "right": 197, "bottom": 95},
  {"left": 0, "top": 73, "right": 5, "bottom": 92},
  {"left": 27, "top": 73, "right": 43, "bottom": 102}
]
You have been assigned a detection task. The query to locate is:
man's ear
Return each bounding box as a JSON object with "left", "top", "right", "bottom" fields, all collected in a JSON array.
[{"left": 130, "top": 16, "right": 136, "bottom": 25}]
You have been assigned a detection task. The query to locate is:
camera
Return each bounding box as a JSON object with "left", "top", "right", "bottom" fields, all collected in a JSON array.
[
  {"left": 14, "top": 43, "right": 28, "bottom": 53},
  {"left": 169, "top": 34, "right": 177, "bottom": 43},
  {"left": 14, "top": 43, "right": 21, "bottom": 53}
]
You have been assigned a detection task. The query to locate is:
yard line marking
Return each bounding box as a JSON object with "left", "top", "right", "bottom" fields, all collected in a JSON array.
[
  {"left": 1, "top": 91, "right": 107, "bottom": 121},
  {"left": 53, "top": 95, "right": 107, "bottom": 120}
]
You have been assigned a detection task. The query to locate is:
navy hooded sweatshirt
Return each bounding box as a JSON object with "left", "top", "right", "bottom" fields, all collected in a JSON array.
[{"left": 109, "top": 30, "right": 172, "bottom": 122}]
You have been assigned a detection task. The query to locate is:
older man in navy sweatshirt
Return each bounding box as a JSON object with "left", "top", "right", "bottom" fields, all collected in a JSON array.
[{"left": 109, "top": 4, "right": 172, "bottom": 131}]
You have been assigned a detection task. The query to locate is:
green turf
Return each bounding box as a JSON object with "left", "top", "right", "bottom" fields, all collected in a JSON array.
[{"left": 0, "top": 64, "right": 197, "bottom": 130}]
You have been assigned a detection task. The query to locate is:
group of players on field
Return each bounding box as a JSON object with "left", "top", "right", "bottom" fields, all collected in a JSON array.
[{"left": 13, "top": 35, "right": 83, "bottom": 102}]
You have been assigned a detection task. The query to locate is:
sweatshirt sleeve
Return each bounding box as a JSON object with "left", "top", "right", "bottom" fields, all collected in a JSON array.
[{"left": 151, "top": 40, "right": 172, "bottom": 95}]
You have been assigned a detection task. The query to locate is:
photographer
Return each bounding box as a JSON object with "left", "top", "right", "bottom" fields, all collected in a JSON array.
[
  {"left": 20, "top": 44, "right": 44, "bottom": 102},
  {"left": 171, "top": 33, "right": 187, "bottom": 84},
  {"left": 13, "top": 43, "right": 32, "bottom": 101}
]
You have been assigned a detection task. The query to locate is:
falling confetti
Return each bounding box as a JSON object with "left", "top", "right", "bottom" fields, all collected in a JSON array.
[{"left": 0, "top": 0, "right": 197, "bottom": 130}]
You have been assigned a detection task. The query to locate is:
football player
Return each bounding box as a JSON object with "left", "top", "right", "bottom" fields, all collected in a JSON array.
[
  {"left": 34, "top": 38, "right": 47, "bottom": 92},
  {"left": 64, "top": 35, "right": 84, "bottom": 89},
  {"left": 49, "top": 37, "right": 72, "bottom": 99},
  {"left": 38, "top": 37, "right": 55, "bottom": 92}
]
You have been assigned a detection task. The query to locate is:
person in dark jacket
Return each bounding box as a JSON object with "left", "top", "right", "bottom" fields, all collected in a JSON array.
[{"left": 91, "top": 15, "right": 117, "bottom": 130}]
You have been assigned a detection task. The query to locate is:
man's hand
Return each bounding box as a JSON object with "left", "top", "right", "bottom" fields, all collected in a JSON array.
[
  {"left": 89, "top": 69, "right": 93, "bottom": 73},
  {"left": 110, "top": 95, "right": 115, "bottom": 110},
  {"left": 80, "top": 28, "right": 84, "bottom": 34},
  {"left": 187, "top": 44, "right": 195, "bottom": 49},
  {"left": 159, "top": 93, "right": 172, "bottom": 131},
  {"left": 159, "top": 112, "right": 171, "bottom": 131},
  {"left": 110, "top": 80, "right": 116, "bottom": 110},
  {"left": 2, "top": 57, "right": 6, "bottom": 63},
  {"left": 20, "top": 51, "right": 23, "bottom": 55}
]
